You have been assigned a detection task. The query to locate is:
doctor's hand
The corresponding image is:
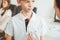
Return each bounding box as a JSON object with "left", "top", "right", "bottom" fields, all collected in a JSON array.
[{"left": 27, "top": 33, "right": 36, "bottom": 40}]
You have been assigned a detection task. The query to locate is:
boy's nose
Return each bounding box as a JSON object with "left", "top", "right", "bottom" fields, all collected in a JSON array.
[{"left": 29, "top": 3, "right": 32, "bottom": 7}]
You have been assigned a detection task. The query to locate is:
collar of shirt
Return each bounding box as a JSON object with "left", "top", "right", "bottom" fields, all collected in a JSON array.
[{"left": 17, "top": 11, "right": 36, "bottom": 21}]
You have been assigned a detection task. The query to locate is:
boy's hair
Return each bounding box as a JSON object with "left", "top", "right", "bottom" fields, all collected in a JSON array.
[{"left": 56, "top": 0, "right": 60, "bottom": 9}]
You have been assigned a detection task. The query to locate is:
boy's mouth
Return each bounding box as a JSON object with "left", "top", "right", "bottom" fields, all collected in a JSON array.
[{"left": 28, "top": 7, "right": 33, "bottom": 10}]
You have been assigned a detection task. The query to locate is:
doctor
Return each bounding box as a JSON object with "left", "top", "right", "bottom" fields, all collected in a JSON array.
[{"left": 5, "top": 0, "right": 47, "bottom": 40}]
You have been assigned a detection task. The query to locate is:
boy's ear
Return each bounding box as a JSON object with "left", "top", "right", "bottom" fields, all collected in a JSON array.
[{"left": 17, "top": 0, "right": 21, "bottom": 6}]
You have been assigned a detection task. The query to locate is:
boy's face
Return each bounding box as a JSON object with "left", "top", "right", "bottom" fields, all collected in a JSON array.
[{"left": 20, "top": 0, "right": 35, "bottom": 12}]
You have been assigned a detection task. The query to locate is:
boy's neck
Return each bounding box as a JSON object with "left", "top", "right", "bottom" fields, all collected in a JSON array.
[{"left": 21, "top": 10, "right": 33, "bottom": 19}]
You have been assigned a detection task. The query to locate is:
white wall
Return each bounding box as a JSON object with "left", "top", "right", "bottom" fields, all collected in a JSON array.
[
  {"left": 36, "top": 0, "right": 54, "bottom": 17},
  {"left": 11, "top": 0, "right": 18, "bottom": 6}
]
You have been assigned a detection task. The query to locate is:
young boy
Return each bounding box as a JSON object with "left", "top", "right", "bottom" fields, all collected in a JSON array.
[{"left": 5, "top": 0, "right": 46, "bottom": 40}]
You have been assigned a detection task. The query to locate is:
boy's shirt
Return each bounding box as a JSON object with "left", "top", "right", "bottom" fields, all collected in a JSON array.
[{"left": 5, "top": 12, "right": 47, "bottom": 40}]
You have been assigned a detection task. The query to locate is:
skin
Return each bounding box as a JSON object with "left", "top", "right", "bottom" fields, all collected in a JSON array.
[
  {"left": 17, "top": 0, "right": 21, "bottom": 6},
  {"left": 20, "top": 0, "right": 35, "bottom": 18},
  {"left": 40, "top": 36, "right": 45, "bottom": 40},
  {"left": 2, "top": 0, "right": 9, "bottom": 9},
  {"left": 54, "top": 0, "right": 60, "bottom": 19}
]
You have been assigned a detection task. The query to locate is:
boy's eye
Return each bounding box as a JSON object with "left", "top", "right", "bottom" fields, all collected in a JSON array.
[
  {"left": 25, "top": 1, "right": 30, "bottom": 3},
  {"left": 24, "top": 0, "right": 35, "bottom": 3}
]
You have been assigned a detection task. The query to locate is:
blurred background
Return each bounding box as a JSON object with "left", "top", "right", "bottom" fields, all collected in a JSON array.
[{"left": 0, "top": 0, "right": 60, "bottom": 40}]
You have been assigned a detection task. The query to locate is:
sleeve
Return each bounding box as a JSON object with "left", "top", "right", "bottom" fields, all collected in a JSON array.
[
  {"left": 39, "top": 18, "right": 48, "bottom": 36},
  {"left": 0, "top": 10, "right": 12, "bottom": 30},
  {"left": 5, "top": 10, "right": 12, "bottom": 17},
  {"left": 5, "top": 20, "right": 14, "bottom": 36}
]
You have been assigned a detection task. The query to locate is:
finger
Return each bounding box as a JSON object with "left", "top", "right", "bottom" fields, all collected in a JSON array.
[
  {"left": 28, "top": 36, "right": 31, "bottom": 40},
  {"left": 28, "top": 34, "right": 32, "bottom": 40}
]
